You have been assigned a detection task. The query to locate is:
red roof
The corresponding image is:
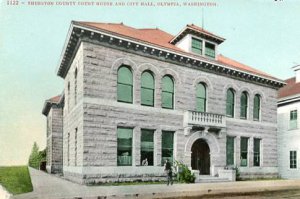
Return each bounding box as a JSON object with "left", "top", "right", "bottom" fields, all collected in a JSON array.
[
  {"left": 75, "top": 21, "right": 280, "bottom": 82},
  {"left": 187, "top": 24, "right": 225, "bottom": 41},
  {"left": 278, "top": 77, "right": 300, "bottom": 98},
  {"left": 47, "top": 95, "right": 61, "bottom": 103}
]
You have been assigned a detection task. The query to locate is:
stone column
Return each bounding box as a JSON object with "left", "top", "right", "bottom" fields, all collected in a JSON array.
[
  {"left": 154, "top": 129, "right": 162, "bottom": 166},
  {"left": 248, "top": 137, "right": 254, "bottom": 167},
  {"left": 133, "top": 127, "right": 141, "bottom": 166},
  {"left": 236, "top": 136, "right": 241, "bottom": 167}
]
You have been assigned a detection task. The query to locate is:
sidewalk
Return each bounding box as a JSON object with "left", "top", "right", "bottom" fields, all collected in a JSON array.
[{"left": 13, "top": 168, "right": 300, "bottom": 199}]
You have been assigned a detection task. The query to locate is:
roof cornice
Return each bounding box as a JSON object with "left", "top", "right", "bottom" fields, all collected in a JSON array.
[{"left": 56, "top": 22, "right": 285, "bottom": 89}]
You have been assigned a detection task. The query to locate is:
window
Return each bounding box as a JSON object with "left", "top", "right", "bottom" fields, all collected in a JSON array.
[
  {"left": 253, "top": 94, "right": 261, "bottom": 121},
  {"left": 290, "top": 110, "right": 298, "bottom": 130},
  {"left": 205, "top": 42, "right": 215, "bottom": 58},
  {"left": 196, "top": 83, "right": 206, "bottom": 112},
  {"left": 117, "top": 127, "right": 133, "bottom": 166},
  {"left": 226, "top": 136, "right": 235, "bottom": 166},
  {"left": 141, "top": 129, "right": 154, "bottom": 166},
  {"left": 240, "top": 137, "right": 248, "bottom": 167},
  {"left": 240, "top": 91, "right": 248, "bottom": 119},
  {"left": 191, "top": 38, "right": 202, "bottom": 54},
  {"left": 141, "top": 71, "right": 155, "bottom": 106},
  {"left": 253, "top": 138, "right": 260, "bottom": 167},
  {"left": 161, "top": 131, "right": 174, "bottom": 165},
  {"left": 162, "top": 75, "right": 174, "bottom": 109},
  {"left": 226, "top": 89, "right": 235, "bottom": 117},
  {"left": 117, "top": 66, "right": 133, "bottom": 103},
  {"left": 74, "top": 68, "right": 77, "bottom": 105},
  {"left": 290, "top": 151, "right": 297, "bottom": 169}
]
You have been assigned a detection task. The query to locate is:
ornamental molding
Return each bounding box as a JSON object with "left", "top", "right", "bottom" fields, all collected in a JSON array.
[{"left": 56, "top": 22, "right": 285, "bottom": 89}]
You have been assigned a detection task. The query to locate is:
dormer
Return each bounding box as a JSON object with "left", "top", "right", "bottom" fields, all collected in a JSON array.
[{"left": 170, "top": 24, "right": 225, "bottom": 60}]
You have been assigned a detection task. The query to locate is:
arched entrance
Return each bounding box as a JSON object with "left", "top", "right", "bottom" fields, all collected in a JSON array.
[{"left": 191, "top": 139, "right": 210, "bottom": 175}]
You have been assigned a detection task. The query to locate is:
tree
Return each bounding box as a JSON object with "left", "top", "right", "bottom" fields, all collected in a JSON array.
[{"left": 28, "top": 142, "right": 40, "bottom": 169}]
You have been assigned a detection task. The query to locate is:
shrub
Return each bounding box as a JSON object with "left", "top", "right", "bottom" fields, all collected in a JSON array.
[
  {"left": 174, "top": 160, "right": 195, "bottom": 183},
  {"left": 28, "top": 142, "right": 46, "bottom": 169}
]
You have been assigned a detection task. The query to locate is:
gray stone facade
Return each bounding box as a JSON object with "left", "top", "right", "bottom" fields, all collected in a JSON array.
[
  {"left": 44, "top": 105, "right": 63, "bottom": 173},
  {"left": 44, "top": 22, "right": 284, "bottom": 184},
  {"left": 60, "top": 40, "right": 279, "bottom": 183}
]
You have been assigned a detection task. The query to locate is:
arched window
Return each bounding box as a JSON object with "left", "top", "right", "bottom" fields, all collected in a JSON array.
[
  {"left": 162, "top": 75, "right": 174, "bottom": 109},
  {"left": 253, "top": 94, "right": 261, "bottom": 120},
  {"left": 74, "top": 68, "right": 77, "bottom": 105},
  {"left": 240, "top": 91, "right": 248, "bottom": 119},
  {"left": 226, "top": 88, "right": 235, "bottom": 117},
  {"left": 196, "top": 83, "right": 206, "bottom": 112},
  {"left": 141, "top": 71, "right": 155, "bottom": 106},
  {"left": 117, "top": 65, "right": 133, "bottom": 103}
]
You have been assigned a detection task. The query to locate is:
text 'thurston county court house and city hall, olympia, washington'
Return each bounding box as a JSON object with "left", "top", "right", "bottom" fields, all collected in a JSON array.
[{"left": 42, "top": 21, "right": 285, "bottom": 184}]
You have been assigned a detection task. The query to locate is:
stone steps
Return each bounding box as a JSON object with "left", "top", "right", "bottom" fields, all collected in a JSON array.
[{"left": 195, "top": 175, "right": 231, "bottom": 183}]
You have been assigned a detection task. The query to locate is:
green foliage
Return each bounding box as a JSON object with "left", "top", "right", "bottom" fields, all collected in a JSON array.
[
  {"left": 0, "top": 166, "right": 33, "bottom": 195},
  {"left": 174, "top": 160, "right": 195, "bottom": 183},
  {"left": 28, "top": 142, "right": 46, "bottom": 169}
]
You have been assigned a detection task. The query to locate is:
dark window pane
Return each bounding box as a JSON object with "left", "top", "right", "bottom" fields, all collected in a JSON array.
[
  {"left": 162, "top": 92, "right": 174, "bottom": 109},
  {"left": 196, "top": 83, "right": 206, "bottom": 112},
  {"left": 117, "top": 127, "right": 133, "bottom": 166},
  {"left": 141, "top": 88, "right": 154, "bottom": 106},
  {"left": 290, "top": 151, "right": 297, "bottom": 169},
  {"left": 117, "top": 66, "right": 133, "bottom": 103},
  {"left": 253, "top": 139, "right": 260, "bottom": 166},
  {"left": 162, "top": 131, "right": 174, "bottom": 165},
  {"left": 240, "top": 92, "right": 248, "bottom": 119},
  {"left": 226, "top": 89, "right": 235, "bottom": 117},
  {"left": 253, "top": 95, "right": 260, "bottom": 120},
  {"left": 191, "top": 38, "right": 202, "bottom": 54},
  {"left": 240, "top": 137, "right": 248, "bottom": 167},
  {"left": 141, "top": 129, "right": 154, "bottom": 166},
  {"left": 205, "top": 42, "right": 215, "bottom": 58},
  {"left": 226, "top": 136, "right": 234, "bottom": 166}
]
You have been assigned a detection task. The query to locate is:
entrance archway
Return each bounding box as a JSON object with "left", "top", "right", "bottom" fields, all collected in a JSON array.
[{"left": 191, "top": 139, "right": 210, "bottom": 175}]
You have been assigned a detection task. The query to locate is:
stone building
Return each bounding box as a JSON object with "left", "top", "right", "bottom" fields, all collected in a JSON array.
[
  {"left": 278, "top": 66, "right": 300, "bottom": 179},
  {"left": 43, "top": 21, "right": 285, "bottom": 184}
]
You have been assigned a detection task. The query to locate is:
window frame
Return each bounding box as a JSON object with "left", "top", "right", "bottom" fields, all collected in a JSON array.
[
  {"left": 289, "top": 110, "right": 298, "bottom": 130},
  {"left": 161, "top": 131, "right": 174, "bottom": 165},
  {"left": 253, "top": 138, "right": 261, "bottom": 167},
  {"left": 204, "top": 41, "right": 216, "bottom": 58},
  {"left": 191, "top": 37, "right": 203, "bottom": 55},
  {"left": 226, "top": 88, "right": 235, "bottom": 118},
  {"left": 161, "top": 75, "right": 174, "bottom": 109},
  {"left": 117, "top": 65, "right": 133, "bottom": 104},
  {"left": 240, "top": 137, "right": 249, "bottom": 167},
  {"left": 140, "top": 129, "right": 154, "bottom": 166},
  {"left": 290, "top": 150, "right": 297, "bottom": 169},
  {"left": 226, "top": 136, "right": 235, "bottom": 166},
  {"left": 253, "top": 94, "right": 261, "bottom": 121},
  {"left": 196, "top": 82, "right": 207, "bottom": 112},
  {"left": 240, "top": 91, "right": 248, "bottom": 119},
  {"left": 141, "top": 71, "right": 155, "bottom": 107},
  {"left": 117, "top": 127, "right": 133, "bottom": 166}
]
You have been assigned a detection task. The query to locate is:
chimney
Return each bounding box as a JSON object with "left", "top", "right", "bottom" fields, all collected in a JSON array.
[{"left": 293, "top": 65, "right": 300, "bottom": 83}]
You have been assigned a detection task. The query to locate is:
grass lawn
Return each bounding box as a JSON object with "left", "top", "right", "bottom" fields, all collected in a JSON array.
[{"left": 0, "top": 166, "right": 33, "bottom": 195}]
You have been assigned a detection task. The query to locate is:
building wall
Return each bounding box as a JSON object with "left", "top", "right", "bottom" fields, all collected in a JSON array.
[
  {"left": 278, "top": 101, "right": 300, "bottom": 179},
  {"left": 46, "top": 107, "right": 63, "bottom": 173},
  {"left": 62, "top": 40, "right": 279, "bottom": 183}
]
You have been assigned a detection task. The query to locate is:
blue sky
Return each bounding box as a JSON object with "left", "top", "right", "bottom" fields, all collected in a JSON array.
[{"left": 1, "top": 0, "right": 300, "bottom": 165}]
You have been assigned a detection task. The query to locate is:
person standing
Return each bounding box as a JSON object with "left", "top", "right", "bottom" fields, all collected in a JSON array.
[{"left": 164, "top": 159, "right": 173, "bottom": 185}]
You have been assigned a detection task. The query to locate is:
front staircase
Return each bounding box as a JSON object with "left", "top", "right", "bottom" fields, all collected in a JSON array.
[{"left": 195, "top": 175, "right": 230, "bottom": 183}]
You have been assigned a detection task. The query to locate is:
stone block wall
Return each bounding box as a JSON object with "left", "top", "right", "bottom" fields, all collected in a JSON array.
[
  {"left": 46, "top": 106, "right": 63, "bottom": 173},
  {"left": 62, "top": 40, "right": 279, "bottom": 183}
]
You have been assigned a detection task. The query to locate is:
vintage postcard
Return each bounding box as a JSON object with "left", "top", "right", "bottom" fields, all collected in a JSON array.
[{"left": 1, "top": 0, "right": 300, "bottom": 198}]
